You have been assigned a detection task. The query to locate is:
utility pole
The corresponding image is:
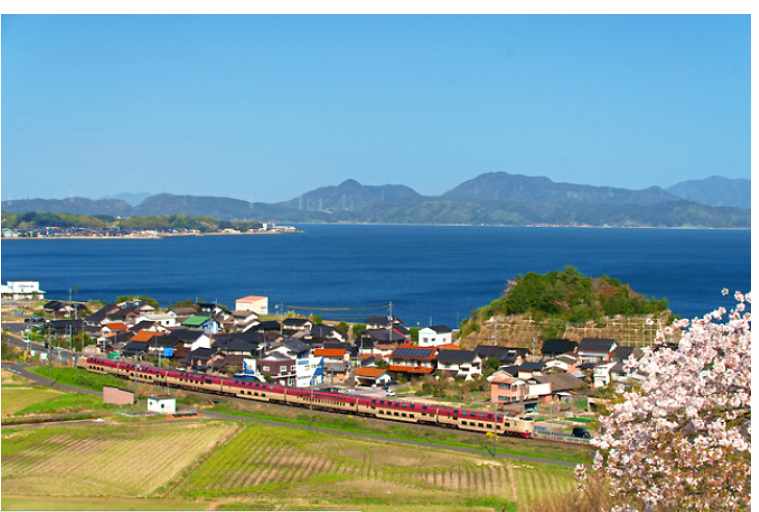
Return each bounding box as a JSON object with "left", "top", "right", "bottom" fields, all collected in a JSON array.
[{"left": 387, "top": 301, "right": 393, "bottom": 344}]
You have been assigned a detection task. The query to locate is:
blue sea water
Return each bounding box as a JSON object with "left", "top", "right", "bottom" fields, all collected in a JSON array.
[{"left": 0, "top": 225, "right": 750, "bottom": 327}]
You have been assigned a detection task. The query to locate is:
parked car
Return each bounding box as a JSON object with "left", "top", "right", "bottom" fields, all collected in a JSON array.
[{"left": 572, "top": 426, "right": 592, "bottom": 439}]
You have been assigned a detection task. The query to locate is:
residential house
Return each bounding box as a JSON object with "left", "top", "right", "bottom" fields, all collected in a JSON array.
[
  {"left": 282, "top": 317, "right": 313, "bottom": 333},
  {"left": 255, "top": 320, "right": 281, "bottom": 333},
  {"left": 46, "top": 318, "right": 85, "bottom": 336},
  {"left": 228, "top": 310, "right": 259, "bottom": 331},
  {"left": 145, "top": 311, "right": 178, "bottom": 328},
  {"left": 475, "top": 345, "right": 527, "bottom": 366},
  {"left": 313, "top": 347, "right": 349, "bottom": 364},
  {"left": 488, "top": 371, "right": 529, "bottom": 404},
  {"left": 388, "top": 346, "right": 437, "bottom": 376},
  {"left": 517, "top": 361, "right": 545, "bottom": 379},
  {"left": 170, "top": 328, "right": 212, "bottom": 351},
  {"left": 182, "top": 315, "right": 219, "bottom": 334},
  {"left": 593, "top": 362, "right": 617, "bottom": 388},
  {"left": 436, "top": 349, "right": 482, "bottom": 380},
  {"left": 185, "top": 347, "right": 217, "bottom": 370},
  {"left": 102, "top": 322, "right": 129, "bottom": 336},
  {"left": 417, "top": 325, "right": 453, "bottom": 347},
  {"left": 544, "top": 354, "right": 580, "bottom": 373},
  {"left": 213, "top": 332, "right": 263, "bottom": 357},
  {"left": 309, "top": 324, "right": 345, "bottom": 343},
  {"left": 577, "top": 338, "right": 618, "bottom": 364},
  {"left": 540, "top": 339, "right": 578, "bottom": 358},
  {"left": 354, "top": 367, "right": 392, "bottom": 388},
  {"left": 533, "top": 373, "right": 585, "bottom": 399},
  {"left": 235, "top": 295, "right": 269, "bottom": 315},
  {"left": 85, "top": 303, "right": 121, "bottom": 326},
  {"left": 362, "top": 328, "right": 406, "bottom": 346},
  {"left": 259, "top": 352, "right": 297, "bottom": 386},
  {"left": 366, "top": 315, "right": 403, "bottom": 330}
]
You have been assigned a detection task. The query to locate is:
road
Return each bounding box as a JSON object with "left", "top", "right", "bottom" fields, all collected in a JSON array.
[{"left": 2, "top": 328, "right": 77, "bottom": 365}]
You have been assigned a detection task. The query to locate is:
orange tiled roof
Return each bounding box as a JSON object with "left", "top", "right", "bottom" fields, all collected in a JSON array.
[
  {"left": 436, "top": 343, "right": 461, "bottom": 350},
  {"left": 354, "top": 367, "right": 387, "bottom": 378},
  {"left": 131, "top": 330, "right": 158, "bottom": 343},
  {"left": 314, "top": 348, "right": 347, "bottom": 358},
  {"left": 104, "top": 322, "right": 128, "bottom": 332},
  {"left": 388, "top": 365, "right": 434, "bottom": 374}
]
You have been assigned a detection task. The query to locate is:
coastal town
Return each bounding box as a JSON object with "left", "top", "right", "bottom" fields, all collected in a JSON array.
[
  {"left": 1, "top": 222, "right": 299, "bottom": 239},
  {"left": 2, "top": 280, "right": 649, "bottom": 442}
]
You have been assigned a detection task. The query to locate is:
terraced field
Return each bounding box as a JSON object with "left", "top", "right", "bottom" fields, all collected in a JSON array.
[{"left": 176, "top": 424, "right": 574, "bottom": 510}]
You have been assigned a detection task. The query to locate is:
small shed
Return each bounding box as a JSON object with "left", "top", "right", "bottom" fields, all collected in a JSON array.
[
  {"left": 147, "top": 395, "right": 176, "bottom": 415},
  {"left": 103, "top": 386, "right": 135, "bottom": 405}
]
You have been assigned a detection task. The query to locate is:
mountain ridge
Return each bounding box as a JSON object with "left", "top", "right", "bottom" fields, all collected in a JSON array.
[{"left": 2, "top": 172, "right": 749, "bottom": 228}]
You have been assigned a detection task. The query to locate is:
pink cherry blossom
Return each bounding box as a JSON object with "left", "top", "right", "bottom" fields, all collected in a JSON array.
[{"left": 577, "top": 292, "right": 751, "bottom": 511}]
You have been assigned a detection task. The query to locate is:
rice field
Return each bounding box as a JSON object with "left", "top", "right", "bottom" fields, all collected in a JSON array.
[
  {"left": 176, "top": 424, "right": 574, "bottom": 510},
  {"left": 1, "top": 407, "right": 576, "bottom": 511},
  {"left": 2, "top": 420, "right": 238, "bottom": 498}
]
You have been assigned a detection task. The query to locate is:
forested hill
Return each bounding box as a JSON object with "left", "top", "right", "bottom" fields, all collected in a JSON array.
[{"left": 459, "top": 267, "right": 671, "bottom": 344}]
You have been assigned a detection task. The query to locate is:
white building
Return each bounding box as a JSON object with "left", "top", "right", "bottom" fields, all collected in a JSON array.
[
  {"left": 296, "top": 355, "right": 325, "bottom": 387},
  {"left": 235, "top": 295, "right": 269, "bottom": 315},
  {"left": 417, "top": 325, "right": 453, "bottom": 347},
  {"left": 1, "top": 281, "right": 45, "bottom": 300},
  {"left": 147, "top": 396, "right": 176, "bottom": 414},
  {"left": 145, "top": 311, "right": 178, "bottom": 328},
  {"left": 593, "top": 362, "right": 617, "bottom": 388}
]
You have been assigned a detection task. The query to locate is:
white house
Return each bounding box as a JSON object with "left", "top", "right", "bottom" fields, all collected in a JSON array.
[
  {"left": 593, "top": 362, "right": 617, "bottom": 388},
  {"left": 147, "top": 396, "right": 176, "bottom": 414},
  {"left": 145, "top": 311, "right": 178, "bottom": 328},
  {"left": 1, "top": 281, "right": 45, "bottom": 301},
  {"left": 526, "top": 379, "right": 552, "bottom": 399},
  {"left": 417, "top": 325, "right": 453, "bottom": 347},
  {"left": 436, "top": 349, "right": 482, "bottom": 380},
  {"left": 235, "top": 295, "right": 269, "bottom": 315},
  {"left": 578, "top": 338, "right": 618, "bottom": 364}
]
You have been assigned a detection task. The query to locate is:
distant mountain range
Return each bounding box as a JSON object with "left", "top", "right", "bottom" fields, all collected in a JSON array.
[
  {"left": 666, "top": 176, "right": 750, "bottom": 209},
  {"left": 3, "top": 173, "right": 749, "bottom": 228}
]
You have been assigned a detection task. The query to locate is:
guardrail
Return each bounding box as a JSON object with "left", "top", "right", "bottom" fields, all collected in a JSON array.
[{"left": 533, "top": 430, "right": 593, "bottom": 445}]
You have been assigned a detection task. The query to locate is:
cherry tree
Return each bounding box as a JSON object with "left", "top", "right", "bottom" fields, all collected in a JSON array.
[{"left": 580, "top": 291, "right": 751, "bottom": 511}]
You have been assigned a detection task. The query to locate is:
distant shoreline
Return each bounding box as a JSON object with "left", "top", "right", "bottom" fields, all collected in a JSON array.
[{"left": 1, "top": 230, "right": 303, "bottom": 241}]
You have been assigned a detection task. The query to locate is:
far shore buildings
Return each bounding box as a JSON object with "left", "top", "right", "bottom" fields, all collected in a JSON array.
[
  {"left": 235, "top": 295, "right": 269, "bottom": 316},
  {"left": 1, "top": 281, "right": 45, "bottom": 301}
]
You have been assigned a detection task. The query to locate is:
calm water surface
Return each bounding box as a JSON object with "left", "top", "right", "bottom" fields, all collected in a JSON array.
[{"left": 1, "top": 225, "right": 750, "bottom": 326}]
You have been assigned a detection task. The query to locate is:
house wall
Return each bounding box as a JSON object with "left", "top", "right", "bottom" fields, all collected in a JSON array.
[
  {"left": 418, "top": 329, "right": 453, "bottom": 347},
  {"left": 490, "top": 382, "right": 527, "bottom": 403}
]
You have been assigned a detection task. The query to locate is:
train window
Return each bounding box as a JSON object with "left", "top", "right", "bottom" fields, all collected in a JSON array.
[
  {"left": 478, "top": 422, "right": 484, "bottom": 428},
  {"left": 505, "top": 421, "right": 511, "bottom": 427},
  {"left": 401, "top": 413, "right": 406, "bottom": 418}
]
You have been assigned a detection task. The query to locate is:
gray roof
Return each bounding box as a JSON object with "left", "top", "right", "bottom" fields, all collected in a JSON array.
[
  {"left": 578, "top": 338, "right": 616, "bottom": 354},
  {"left": 437, "top": 349, "right": 477, "bottom": 365},
  {"left": 428, "top": 324, "right": 452, "bottom": 334}
]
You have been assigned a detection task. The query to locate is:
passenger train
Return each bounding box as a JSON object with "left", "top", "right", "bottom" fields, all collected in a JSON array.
[{"left": 79, "top": 356, "right": 534, "bottom": 438}]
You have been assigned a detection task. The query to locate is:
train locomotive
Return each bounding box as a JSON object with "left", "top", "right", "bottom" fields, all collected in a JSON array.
[{"left": 80, "top": 356, "right": 533, "bottom": 438}]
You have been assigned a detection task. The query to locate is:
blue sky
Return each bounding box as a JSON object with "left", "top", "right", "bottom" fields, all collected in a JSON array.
[{"left": 1, "top": 15, "right": 750, "bottom": 202}]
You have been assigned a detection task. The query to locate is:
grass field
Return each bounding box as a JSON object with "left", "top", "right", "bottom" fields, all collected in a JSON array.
[
  {"left": 2, "top": 420, "right": 238, "bottom": 498},
  {"left": 28, "top": 365, "right": 126, "bottom": 391},
  {"left": 1, "top": 386, "right": 63, "bottom": 418}
]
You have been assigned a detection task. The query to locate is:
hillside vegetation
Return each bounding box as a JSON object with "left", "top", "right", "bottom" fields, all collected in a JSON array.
[
  {"left": 2, "top": 212, "right": 264, "bottom": 232},
  {"left": 460, "top": 267, "right": 670, "bottom": 340}
]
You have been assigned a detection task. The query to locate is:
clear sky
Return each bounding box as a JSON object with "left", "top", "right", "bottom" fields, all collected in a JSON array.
[{"left": 1, "top": 14, "right": 750, "bottom": 202}]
